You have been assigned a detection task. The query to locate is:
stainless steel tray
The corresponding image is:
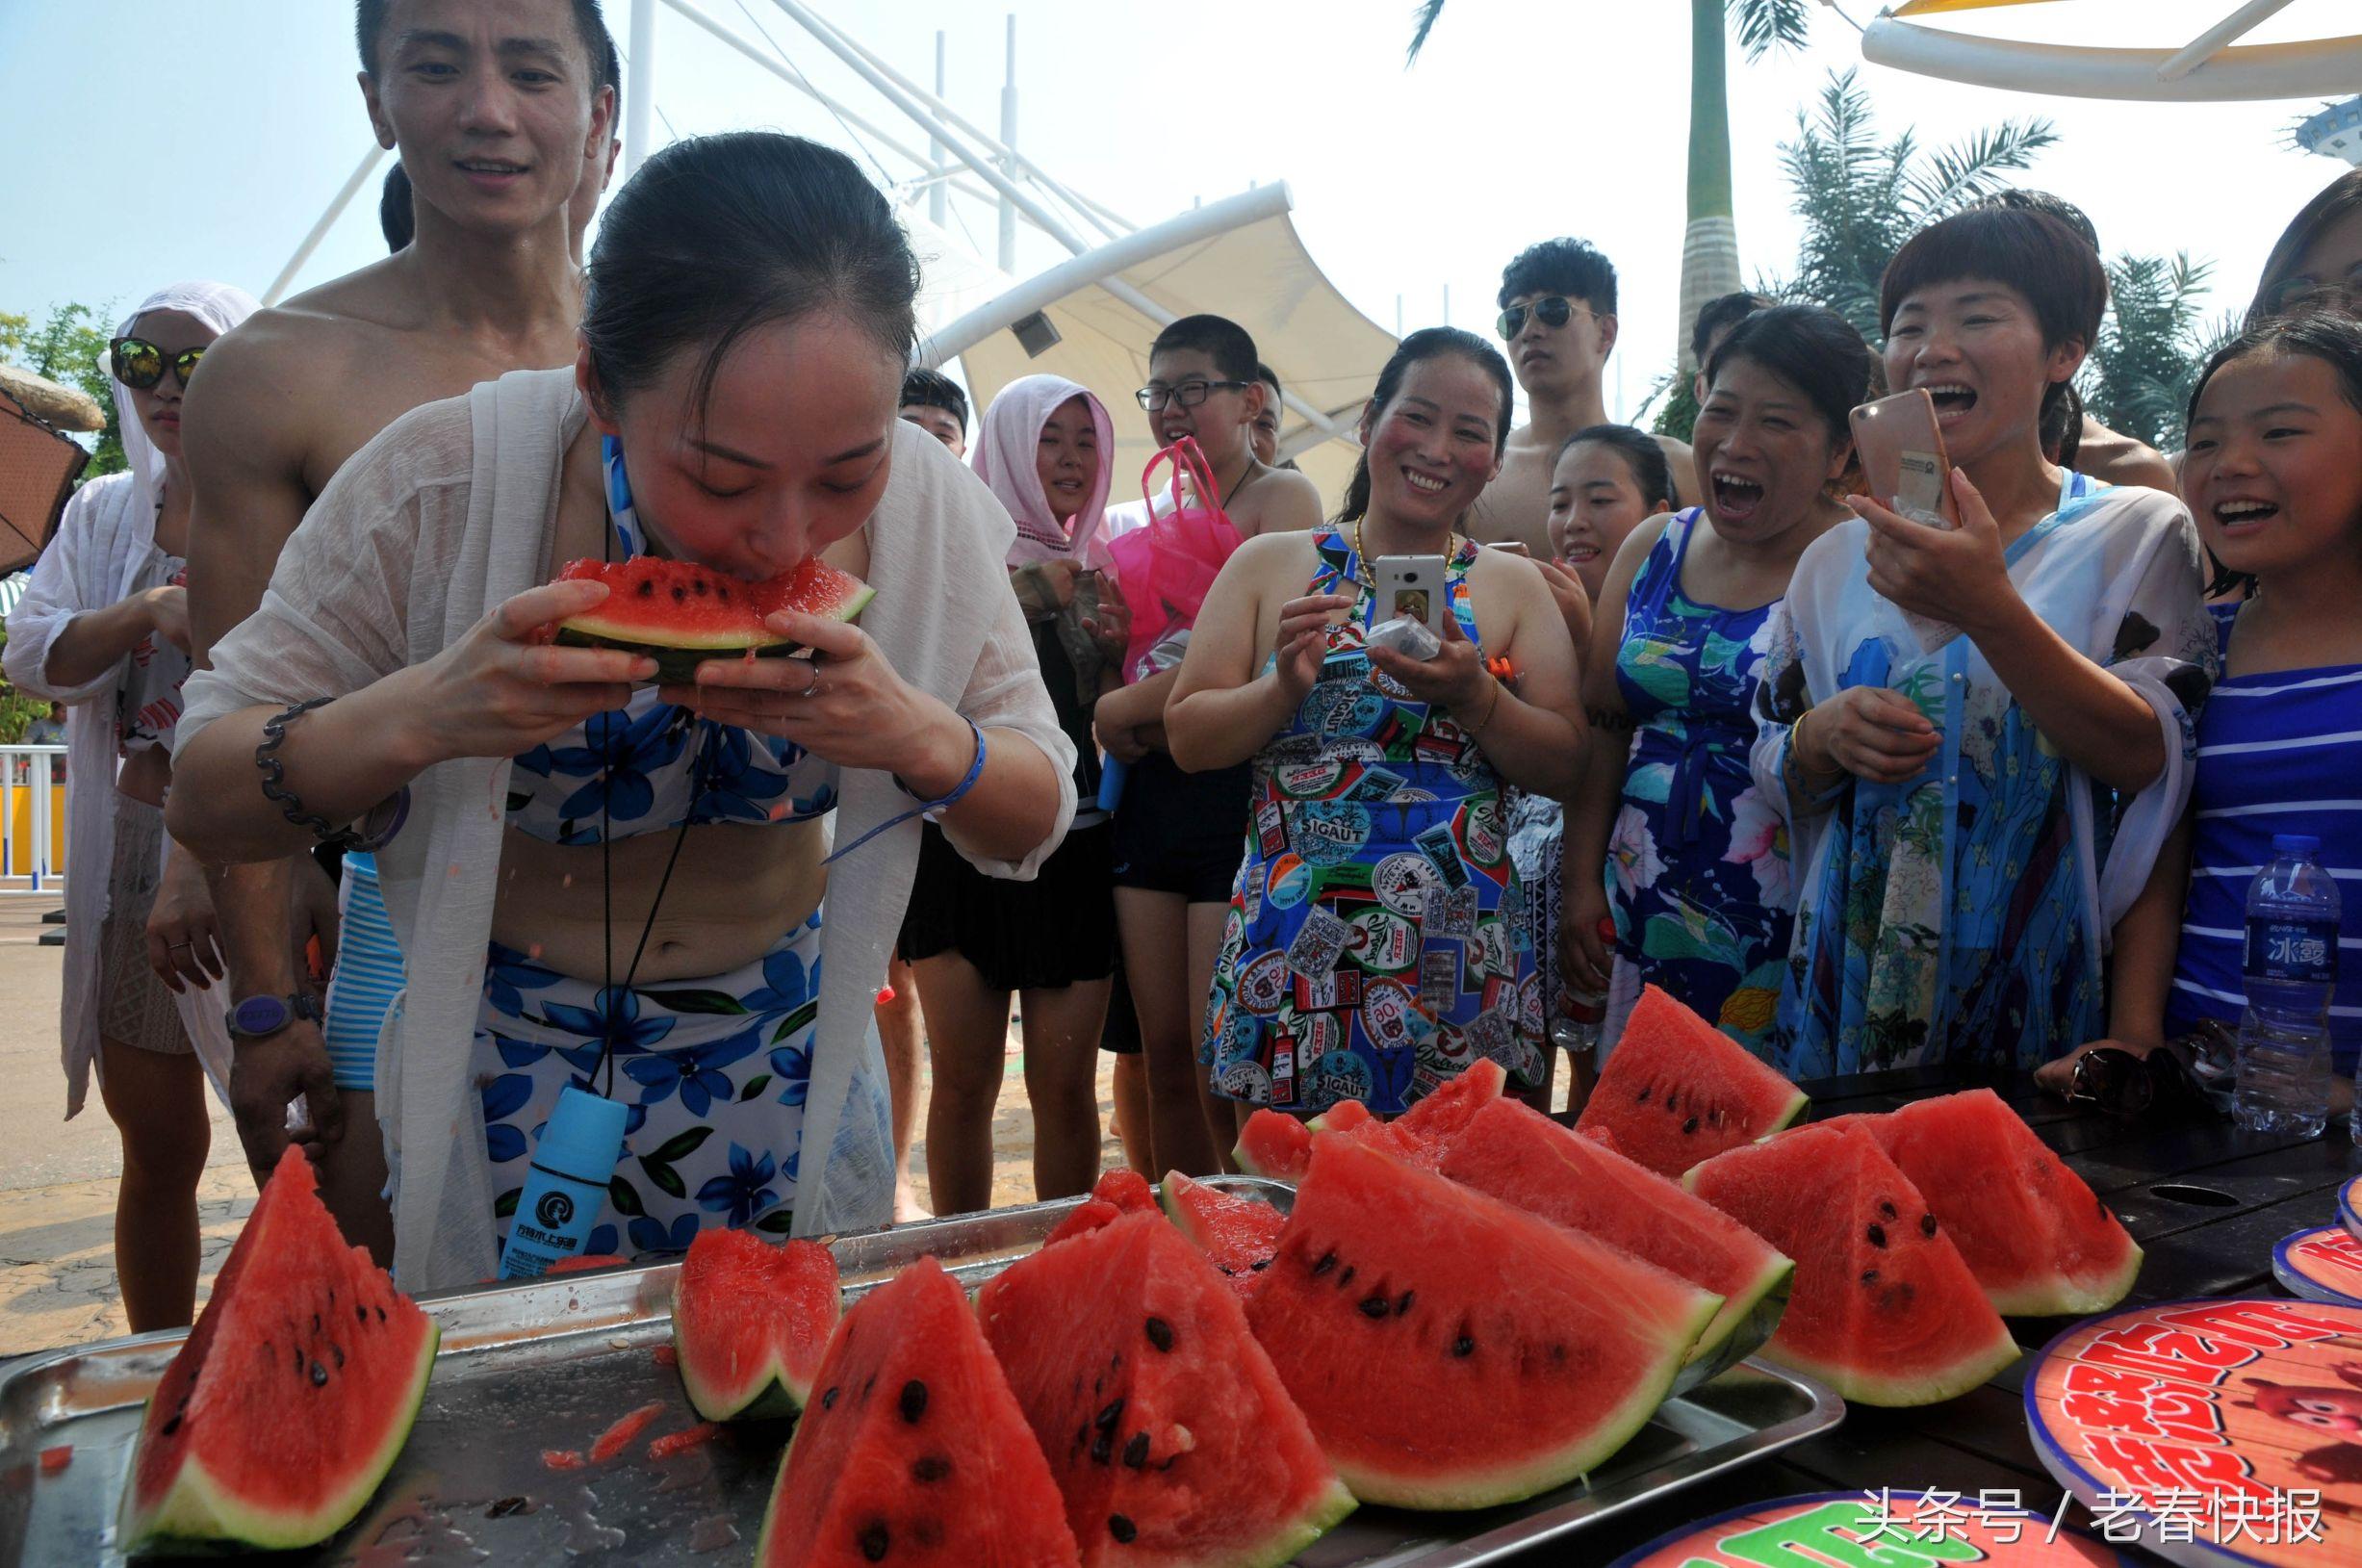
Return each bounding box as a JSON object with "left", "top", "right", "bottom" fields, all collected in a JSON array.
[{"left": 0, "top": 1179, "right": 1841, "bottom": 1565}]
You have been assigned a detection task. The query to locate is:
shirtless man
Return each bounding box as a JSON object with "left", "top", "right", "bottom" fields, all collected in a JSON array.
[
  {"left": 182, "top": 0, "right": 615, "bottom": 1259},
  {"left": 1467, "top": 239, "right": 1696, "bottom": 556}
]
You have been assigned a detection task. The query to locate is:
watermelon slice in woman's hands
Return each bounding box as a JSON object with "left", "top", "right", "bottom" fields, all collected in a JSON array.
[
  {"left": 551, "top": 555, "right": 873, "bottom": 684},
  {"left": 671, "top": 1229, "right": 841, "bottom": 1422}
]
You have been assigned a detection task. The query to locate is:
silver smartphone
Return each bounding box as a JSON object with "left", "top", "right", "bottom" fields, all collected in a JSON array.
[{"left": 1373, "top": 555, "right": 1451, "bottom": 636}]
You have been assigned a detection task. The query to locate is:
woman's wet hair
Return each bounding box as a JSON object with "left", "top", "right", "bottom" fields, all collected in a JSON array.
[
  {"left": 1556, "top": 424, "right": 1673, "bottom": 511},
  {"left": 2251, "top": 168, "right": 2362, "bottom": 324},
  {"left": 1336, "top": 328, "right": 1515, "bottom": 527},
  {"left": 1704, "top": 303, "right": 1880, "bottom": 447},
  {"left": 1880, "top": 207, "right": 2107, "bottom": 426},
  {"left": 581, "top": 132, "right": 919, "bottom": 423}
]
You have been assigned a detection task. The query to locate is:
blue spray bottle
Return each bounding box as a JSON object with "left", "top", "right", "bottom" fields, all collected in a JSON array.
[{"left": 499, "top": 1084, "right": 630, "bottom": 1279}]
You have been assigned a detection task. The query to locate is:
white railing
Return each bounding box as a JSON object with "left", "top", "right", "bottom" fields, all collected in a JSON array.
[{"left": 0, "top": 746, "right": 66, "bottom": 893}]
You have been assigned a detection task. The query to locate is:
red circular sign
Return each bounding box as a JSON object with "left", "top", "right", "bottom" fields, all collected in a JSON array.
[{"left": 1609, "top": 1491, "right": 2132, "bottom": 1566}]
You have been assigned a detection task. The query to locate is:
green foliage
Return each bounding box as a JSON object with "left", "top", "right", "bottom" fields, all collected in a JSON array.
[
  {"left": 0, "top": 301, "right": 124, "bottom": 477},
  {"left": 1776, "top": 70, "right": 2058, "bottom": 339},
  {"left": 2082, "top": 253, "right": 2235, "bottom": 451},
  {"left": 1653, "top": 374, "right": 1700, "bottom": 444},
  {"left": 0, "top": 627, "right": 51, "bottom": 745}
]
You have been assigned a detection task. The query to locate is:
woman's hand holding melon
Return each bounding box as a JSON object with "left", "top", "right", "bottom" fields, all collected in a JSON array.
[
  {"left": 400, "top": 580, "right": 655, "bottom": 763},
  {"left": 668, "top": 609, "right": 970, "bottom": 784}
]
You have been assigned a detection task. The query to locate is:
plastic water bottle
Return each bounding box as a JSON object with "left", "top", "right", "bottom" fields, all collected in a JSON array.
[
  {"left": 499, "top": 1084, "right": 630, "bottom": 1278},
  {"left": 2236, "top": 835, "right": 2340, "bottom": 1138}
]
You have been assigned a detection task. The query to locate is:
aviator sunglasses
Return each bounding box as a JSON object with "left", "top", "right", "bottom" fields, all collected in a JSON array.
[
  {"left": 1496, "top": 296, "right": 1600, "bottom": 341},
  {"left": 110, "top": 338, "right": 209, "bottom": 392}
]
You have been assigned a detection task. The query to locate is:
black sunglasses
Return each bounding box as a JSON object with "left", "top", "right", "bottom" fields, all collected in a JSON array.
[
  {"left": 110, "top": 338, "right": 208, "bottom": 392},
  {"left": 1496, "top": 296, "right": 1600, "bottom": 341},
  {"left": 1136, "top": 378, "right": 1247, "bottom": 413},
  {"left": 2067, "top": 1044, "right": 2215, "bottom": 1121}
]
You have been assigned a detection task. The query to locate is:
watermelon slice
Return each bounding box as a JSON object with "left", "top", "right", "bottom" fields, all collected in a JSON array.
[
  {"left": 552, "top": 554, "right": 874, "bottom": 684},
  {"left": 1438, "top": 1098, "right": 1791, "bottom": 1376},
  {"left": 1853, "top": 1091, "right": 2142, "bottom": 1316},
  {"left": 671, "top": 1229, "right": 841, "bottom": 1422},
  {"left": 979, "top": 1211, "right": 1354, "bottom": 1566},
  {"left": 1577, "top": 985, "right": 1809, "bottom": 1178},
  {"left": 1250, "top": 1135, "right": 1721, "bottom": 1509},
  {"left": 1091, "top": 1167, "right": 1159, "bottom": 1214},
  {"left": 1160, "top": 1172, "right": 1287, "bottom": 1298},
  {"left": 1687, "top": 1121, "right": 2019, "bottom": 1406},
  {"left": 1392, "top": 1057, "right": 1508, "bottom": 1146},
  {"left": 1233, "top": 1109, "right": 1312, "bottom": 1181},
  {"left": 1310, "top": 1099, "right": 1374, "bottom": 1134},
  {"left": 1046, "top": 1198, "right": 1124, "bottom": 1247},
  {"left": 120, "top": 1147, "right": 438, "bottom": 1554},
  {"left": 757, "top": 1256, "right": 1079, "bottom": 1567}
]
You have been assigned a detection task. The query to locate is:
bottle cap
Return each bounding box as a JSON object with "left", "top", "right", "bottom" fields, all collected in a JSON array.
[
  {"left": 535, "top": 1084, "right": 630, "bottom": 1187},
  {"left": 2273, "top": 834, "right": 2323, "bottom": 857}
]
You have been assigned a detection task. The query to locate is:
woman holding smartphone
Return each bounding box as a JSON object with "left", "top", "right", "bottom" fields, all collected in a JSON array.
[
  {"left": 1166, "top": 328, "right": 1582, "bottom": 1118},
  {"left": 1751, "top": 207, "right": 2214, "bottom": 1076}
]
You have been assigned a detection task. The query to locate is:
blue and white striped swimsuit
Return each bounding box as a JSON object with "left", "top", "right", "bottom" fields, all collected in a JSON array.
[
  {"left": 2166, "top": 604, "right": 2362, "bottom": 1072},
  {"left": 321, "top": 853, "right": 403, "bottom": 1090}
]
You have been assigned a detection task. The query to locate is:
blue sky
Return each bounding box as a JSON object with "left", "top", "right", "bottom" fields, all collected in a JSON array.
[{"left": 0, "top": 0, "right": 2349, "bottom": 423}]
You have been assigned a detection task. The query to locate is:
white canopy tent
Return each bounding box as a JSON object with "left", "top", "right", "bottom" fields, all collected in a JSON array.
[{"left": 1857, "top": 0, "right": 2362, "bottom": 102}]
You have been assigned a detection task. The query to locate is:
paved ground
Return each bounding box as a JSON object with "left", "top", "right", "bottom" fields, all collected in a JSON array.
[{"left": 0, "top": 896, "right": 1121, "bottom": 1356}]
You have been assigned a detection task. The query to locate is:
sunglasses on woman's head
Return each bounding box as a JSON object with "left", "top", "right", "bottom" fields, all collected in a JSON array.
[
  {"left": 1496, "top": 296, "right": 1598, "bottom": 341},
  {"left": 110, "top": 338, "right": 207, "bottom": 391}
]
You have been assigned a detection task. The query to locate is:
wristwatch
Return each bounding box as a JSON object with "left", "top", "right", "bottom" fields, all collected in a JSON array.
[{"left": 224, "top": 991, "right": 322, "bottom": 1041}]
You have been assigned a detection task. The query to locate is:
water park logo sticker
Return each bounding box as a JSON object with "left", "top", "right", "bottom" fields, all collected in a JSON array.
[
  {"left": 1607, "top": 1490, "right": 2133, "bottom": 1566},
  {"left": 2274, "top": 1228, "right": 2362, "bottom": 1309},
  {"left": 2024, "top": 1298, "right": 2358, "bottom": 1566}
]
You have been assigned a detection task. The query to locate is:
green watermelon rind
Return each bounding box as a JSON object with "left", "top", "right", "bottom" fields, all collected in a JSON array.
[
  {"left": 1233, "top": 1477, "right": 1361, "bottom": 1568},
  {"left": 1336, "top": 1285, "right": 1722, "bottom": 1511},
  {"left": 121, "top": 1321, "right": 440, "bottom": 1554},
  {"left": 672, "top": 1319, "right": 810, "bottom": 1424},
  {"left": 555, "top": 576, "right": 876, "bottom": 685},
  {"left": 1985, "top": 1247, "right": 2143, "bottom": 1320},
  {"left": 1669, "top": 1256, "right": 1793, "bottom": 1391},
  {"left": 1751, "top": 1316, "right": 2018, "bottom": 1409}
]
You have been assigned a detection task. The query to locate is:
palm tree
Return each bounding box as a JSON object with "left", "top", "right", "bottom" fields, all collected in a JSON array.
[
  {"left": 1408, "top": 0, "right": 1813, "bottom": 372},
  {"left": 2083, "top": 253, "right": 2233, "bottom": 450}
]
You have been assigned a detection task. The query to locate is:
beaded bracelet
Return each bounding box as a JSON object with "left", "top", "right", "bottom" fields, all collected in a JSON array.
[{"left": 255, "top": 697, "right": 408, "bottom": 851}]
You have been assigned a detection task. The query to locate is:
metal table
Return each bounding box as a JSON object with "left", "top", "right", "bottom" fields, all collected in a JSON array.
[{"left": 1572, "top": 1065, "right": 2362, "bottom": 1563}]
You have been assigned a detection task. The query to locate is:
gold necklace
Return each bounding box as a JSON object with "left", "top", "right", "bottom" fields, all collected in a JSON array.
[{"left": 1350, "top": 517, "right": 1463, "bottom": 586}]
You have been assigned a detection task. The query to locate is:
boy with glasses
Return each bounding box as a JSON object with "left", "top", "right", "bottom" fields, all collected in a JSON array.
[{"left": 1471, "top": 239, "right": 1695, "bottom": 557}]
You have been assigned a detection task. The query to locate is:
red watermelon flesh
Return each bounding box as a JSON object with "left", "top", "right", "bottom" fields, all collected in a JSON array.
[
  {"left": 1233, "top": 1110, "right": 1312, "bottom": 1181},
  {"left": 1685, "top": 1122, "right": 2018, "bottom": 1406},
  {"left": 979, "top": 1212, "right": 1354, "bottom": 1566},
  {"left": 1047, "top": 1199, "right": 1125, "bottom": 1247},
  {"left": 671, "top": 1229, "right": 841, "bottom": 1422},
  {"left": 1249, "top": 1135, "right": 1720, "bottom": 1509},
  {"left": 121, "top": 1146, "right": 438, "bottom": 1554},
  {"left": 1395, "top": 1057, "right": 1508, "bottom": 1144},
  {"left": 1857, "top": 1091, "right": 2143, "bottom": 1316},
  {"left": 549, "top": 1252, "right": 630, "bottom": 1274},
  {"left": 1438, "top": 1099, "right": 1791, "bottom": 1372},
  {"left": 1159, "top": 1173, "right": 1287, "bottom": 1299},
  {"left": 1577, "top": 985, "right": 1809, "bottom": 1178},
  {"left": 757, "top": 1256, "right": 1079, "bottom": 1568},
  {"left": 1092, "top": 1168, "right": 1159, "bottom": 1214},
  {"left": 553, "top": 554, "right": 874, "bottom": 683},
  {"left": 1309, "top": 1099, "right": 1374, "bottom": 1134}
]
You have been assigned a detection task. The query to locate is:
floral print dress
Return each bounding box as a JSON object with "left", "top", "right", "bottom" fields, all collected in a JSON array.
[
  {"left": 1603, "top": 509, "right": 1794, "bottom": 1059},
  {"left": 1201, "top": 532, "right": 1541, "bottom": 1116},
  {"left": 1750, "top": 473, "right": 2215, "bottom": 1076}
]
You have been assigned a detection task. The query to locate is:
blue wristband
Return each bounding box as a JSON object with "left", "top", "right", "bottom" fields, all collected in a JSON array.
[{"left": 898, "top": 717, "right": 988, "bottom": 820}]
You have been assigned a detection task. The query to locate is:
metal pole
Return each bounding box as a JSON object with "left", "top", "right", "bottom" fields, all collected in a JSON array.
[
  {"left": 929, "top": 31, "right": 948, "bottom": 229},
  {"left": 2158, "top": 0, "right": 2297, "bottom": 81},
  {"left": 1395, "top": 294, "right": 1403, "bottom": 337},
  {"left": 1441, "top": 283, "right": 1451, "bottom": 327},
  {"left": 264, "top": 143, "right": 391, "bottom": 306},
  {"left": 997, "top": 15, "right": 1018, "bottom": 274},
  {"left": 626, "top": 0, "right": 657, "bottom": 174}
]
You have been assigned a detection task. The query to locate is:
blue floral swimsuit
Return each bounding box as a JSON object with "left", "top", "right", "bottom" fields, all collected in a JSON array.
[{"left": 474, "top": 440, "right": 835, "bottom": 1257}]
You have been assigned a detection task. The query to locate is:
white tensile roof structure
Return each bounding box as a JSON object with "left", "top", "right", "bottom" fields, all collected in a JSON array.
[{"left": 1857, "top": 0, "right": 2362, "bottom": 102}]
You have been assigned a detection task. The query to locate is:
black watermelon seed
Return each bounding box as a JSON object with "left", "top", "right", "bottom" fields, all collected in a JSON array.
[
  {"left": 375, "top": 1305, "right": 386, "bottom": 1323},
  {"left": 1395, "top": 1290, "right": 1416, "bottom": 1316},
  {"left": 1878, "top": 1200, "right": 1898, "bottom": 1220},
  {"left": 1110, "top": 1516, "right": 1138, "bottom": 1545},
  {"left": 293, "top": 1346, "right": 303, "bottom": 1374},
  {"left": 1550, "top": 1344, "right": 1568, "bottom": 1364},
  {"left": 313, "top": 1312, "right": 321, "bottom": 1332},
  {"left": 911, "top": 1455, "right": 950, "bottom": 1483},
  {"left": 1682, "top": 1117, "right": 1700, "bottom": 1135},
  {"left": 858, "top": 1522, "right": 889, "bottom": 1561},
  {"left": 693, "top": 578, "right": 709, "bottom": 595},
  {"left": 159, "top": 1413, "right": 182, "bottom": 1436},
  {"left": 308, "top": 1359, "right": 328, "bottom": 1388},
  {"left": 1250, "top": 1259, "right": 1270, "bottom": 1272},
  {"left": 1664, "top": 1090, "right": 1679, "bottom": 1112},
  {"left": 1090, "top": 1428, "right": 1114, "bottom": 1466},
  {"left": 330, "top": 1343, "right": 346, "bottom": 1368},
  {"left": 822, "top": 1387, "right": 839, "bottom": 1410},
  {"left": 1636, "top": 1087, "right": 1649, "bottom": 1104},
  {"left": 1866, "top": 1223, "right": 1887, "bottom": 1248},
  {"left": 1122, "top": 1432, "right": 1149, "bottom": 1470},
  {"left": 1311, "top": 1251, "right": 1337, "bottom": 1276},
  {"left": 1452, "top": 1335, "right": 1476, "bottom": 1358},
  {"left": 1358, "top": 1296, "right": 1392, "bottom": 1319},
  {"left": 1337, "top": 1266, "right": 1357, "bottom": 1289},
  {"left": 1707, "top": 1107, "right": 1722, "bottom": 1125},
  {"left": 356, "top": 1303, "right": 369, "bottom": 1324},
  {"left": 1920, "top": 1212, "right": 1938, "bottom": 1237},
  {"left": 899, "top": 1380, "right": 928, "bottom": 1423},
  {"left": 1095, "top": 1398, "right": 1126, "bottom": 1431},
  {"left": 1144, "top": 1317, "right": 1174, "bottom": 1352},
  {"left": 863, "top": 1375, "right": 876, "bottom": 1399},
  {"left": 636, "top": 579, "right": 655, "bottom": 596},
  {"left": 671, "top": 584, "right": 687, "bottom": 603},
  {"left": 1861, "top": 1269, "right": 1879, "bottom": 1285}
]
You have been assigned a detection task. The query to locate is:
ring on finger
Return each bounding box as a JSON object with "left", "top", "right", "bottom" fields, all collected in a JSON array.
[
  {"left": 169, "top": 940, "right": 193, "bottom": 950},
  {"left": 796, "top": 660, "right": 824, "bottom": 699}
]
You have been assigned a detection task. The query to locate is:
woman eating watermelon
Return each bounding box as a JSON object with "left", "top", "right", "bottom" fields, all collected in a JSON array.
[
  {"left": 1165, "top": 328, "right": 1584, "bottom": 1119},
  {"left": 166, "top": 133, "right": 1075, "bottom": 1291}
]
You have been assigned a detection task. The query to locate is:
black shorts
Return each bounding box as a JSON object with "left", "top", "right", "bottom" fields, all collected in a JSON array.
[
  {"left": 1100, "top": 960, "right": 1142, "bottom": 1055},
  {"left": 898, "top": 819, "right": 1117, "bottom": 994},
  {"left": 1110, "top": 752, "right": 1251, "bottom": 906}
]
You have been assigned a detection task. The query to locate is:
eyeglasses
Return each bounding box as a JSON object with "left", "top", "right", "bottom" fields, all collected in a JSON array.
[
  {"left": 110, "top": 338, "right": 208, "bottom": 391},
  {"left": 1496, "top": 296, "right": 1600, "bottom": 341},
  {"left": 2260, "top": 268, "right": 2362, "bottom": 318},
  {"left": 1136, "top": 378, "right": 1247, "bottom": 412}
]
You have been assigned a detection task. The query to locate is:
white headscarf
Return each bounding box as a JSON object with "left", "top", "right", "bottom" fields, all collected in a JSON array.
[
  {"left": 106, "top": 280, "right": 262, "bottom": 518},
  {"left": 971, "top": 374, "right": 1116, "bottom": 571}
]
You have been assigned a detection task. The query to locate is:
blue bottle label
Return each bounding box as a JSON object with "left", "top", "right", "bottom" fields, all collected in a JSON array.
[{"left": 2246, "top": 917, "right": 2338, "bottom": 986}]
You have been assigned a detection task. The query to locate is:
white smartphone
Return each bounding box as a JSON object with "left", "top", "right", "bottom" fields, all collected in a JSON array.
[{"left": 1373, "top": 555, "right": 1451, "bottom": 636}]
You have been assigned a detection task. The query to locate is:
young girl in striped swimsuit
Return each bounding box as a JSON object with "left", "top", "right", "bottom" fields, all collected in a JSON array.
[{"left": 2058, "top": 308, "right": 2362, "bottom": 1091}]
